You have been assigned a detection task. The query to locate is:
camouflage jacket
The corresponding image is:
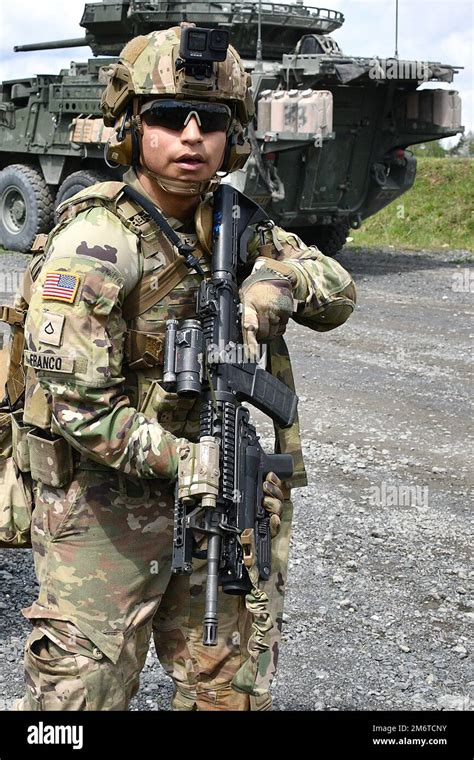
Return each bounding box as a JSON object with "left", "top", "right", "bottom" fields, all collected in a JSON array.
[{"left": 23, "top": 169, "right": 356, "bottom": 488}]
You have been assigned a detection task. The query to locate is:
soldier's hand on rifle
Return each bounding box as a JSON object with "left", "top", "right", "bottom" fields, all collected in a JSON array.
[
  {"left": 263, "top": 471, "right": 285, "bottom": 538},
  {"left": 240, "top": 266, "right": 294, "bottom": 352}
]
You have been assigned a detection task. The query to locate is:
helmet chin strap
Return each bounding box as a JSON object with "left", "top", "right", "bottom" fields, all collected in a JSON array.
[{"left": 140, "top": 166, "right": 221, "bottom": 196}]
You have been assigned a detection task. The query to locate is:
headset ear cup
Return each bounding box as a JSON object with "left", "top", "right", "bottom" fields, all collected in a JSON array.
[
  {"left": 106, "top": 130, "right": 134, "bottom": 166},
  {"left": 222, "top": 133, "right": 251, "bottom": 173},
  {"left": 105, "top": 108, "right": 142, "bottom": 167}
]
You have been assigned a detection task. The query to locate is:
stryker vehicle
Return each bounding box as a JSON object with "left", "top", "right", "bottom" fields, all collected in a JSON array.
[{"left": 0, "top": 1, "right": 464, "bottom": 254}]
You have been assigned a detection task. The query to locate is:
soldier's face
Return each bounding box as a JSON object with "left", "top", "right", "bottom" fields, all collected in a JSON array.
[{"left": 141, "top": 115, "right": 227, "bottom": 180}]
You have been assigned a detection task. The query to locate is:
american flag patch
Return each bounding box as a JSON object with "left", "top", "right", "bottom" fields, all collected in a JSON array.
[{"left": 42, "top": 272, "right": 80, "bottom": 304}]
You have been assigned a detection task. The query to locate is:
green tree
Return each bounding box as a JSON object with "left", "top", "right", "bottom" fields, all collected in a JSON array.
[
  {"left": 448, "top": 131, "right": 474, "bottom": 157},
  {"left": 410, "top": 141, "right": 447, "bottom": 157}
]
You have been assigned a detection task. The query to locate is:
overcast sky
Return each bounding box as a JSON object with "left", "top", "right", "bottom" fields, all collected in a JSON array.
[{"left": 0, "top": 0, "right": 472, "bottom": 141}]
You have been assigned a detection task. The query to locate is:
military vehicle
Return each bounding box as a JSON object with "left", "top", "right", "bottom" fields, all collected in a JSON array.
[{"left": 0, "top": 1, "right": 464, "bottom": 254}]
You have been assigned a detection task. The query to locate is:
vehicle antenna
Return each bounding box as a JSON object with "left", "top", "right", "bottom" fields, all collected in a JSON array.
[
  {"left": 255, "top": 0, "right": 263, "bottom": 72},
  {"left": 395, "top": 0, "right": 399, "bottom": 58}
]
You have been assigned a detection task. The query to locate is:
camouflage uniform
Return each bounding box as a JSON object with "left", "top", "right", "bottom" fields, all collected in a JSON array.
[{"left": 12, "top": 26, "right": 356, "bottom": 711}]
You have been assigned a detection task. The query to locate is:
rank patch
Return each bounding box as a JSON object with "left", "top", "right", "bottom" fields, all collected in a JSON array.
[
  {"left": 43, "top": 272, "right": 80, "bottom": 304},
  {"left": 39, "top": 311, "right": 65, "bottom": 347}
]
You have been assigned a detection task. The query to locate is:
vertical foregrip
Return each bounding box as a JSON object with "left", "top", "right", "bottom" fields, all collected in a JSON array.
[{"left": 256, "top": 466, "right": 272, "bottom": 581}]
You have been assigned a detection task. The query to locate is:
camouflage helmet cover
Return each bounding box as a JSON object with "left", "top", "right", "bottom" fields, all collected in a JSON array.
[{"left": 101, "top": 26, "right": 254, "bottom": 128}]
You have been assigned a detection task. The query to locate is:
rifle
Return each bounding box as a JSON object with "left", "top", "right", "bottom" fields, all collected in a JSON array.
[{"left": 164, "top": 184, "right": 298, "bottom": 646}]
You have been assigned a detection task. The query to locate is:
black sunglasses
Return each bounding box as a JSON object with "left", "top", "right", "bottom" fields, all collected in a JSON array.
[{"left": 140, "top": 100, "right": 233, "bottom": 134}]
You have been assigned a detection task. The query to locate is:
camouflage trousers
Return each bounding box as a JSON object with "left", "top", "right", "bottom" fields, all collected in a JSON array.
[{"left": 13, "top": 466, "right": 293, "bottom": 711}]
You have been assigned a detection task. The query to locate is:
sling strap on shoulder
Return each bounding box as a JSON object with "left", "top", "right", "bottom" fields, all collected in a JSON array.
[
  {"left": 122, "top": 256, "right": 196, "bottom": 321},
  {"left": 120, "top": 185, "right": 207, "bottom": 322},
  {"left": 114, "top": 185, "right": 211, "bottom": 368},
  {"left": 122, "top": 185, "right": 205, "bottom": 277}
]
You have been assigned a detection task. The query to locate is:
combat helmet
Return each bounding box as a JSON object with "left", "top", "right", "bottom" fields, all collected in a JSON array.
[{"left": 101, "top": 24, "right": 254, "bottom": 196}]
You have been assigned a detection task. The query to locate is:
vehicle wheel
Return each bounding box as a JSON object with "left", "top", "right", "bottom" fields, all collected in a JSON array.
[
  {"left": 290, "top": 220, "right": 351, "bottom": 258},
  {"left": 0, "top": 164, "right": 54, "bottom": 252},
  {"left": 55, "top": 170, "right": 108, "bottom": 218}
]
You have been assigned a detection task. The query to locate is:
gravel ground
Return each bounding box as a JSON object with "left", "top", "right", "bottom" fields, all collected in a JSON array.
[{"left": 0, "top": 245, "right": 472, "bottom": 712}]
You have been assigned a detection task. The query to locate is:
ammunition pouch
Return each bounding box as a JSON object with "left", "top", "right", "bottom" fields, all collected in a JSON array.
[
  {"left": 9, "top": 409, "right": 74, "bottom": 488},
  {"left": 11, "top": 409, "right": 33, "bottom": 472},
  {"left": 27, "top": 428, "right": 74, "bottom": 488},
  {"left": 141, "top": 380, "right": 184, "bottom": 421},
  {"left": 0, "top": 407, "right": 33, "bottom": 549}
]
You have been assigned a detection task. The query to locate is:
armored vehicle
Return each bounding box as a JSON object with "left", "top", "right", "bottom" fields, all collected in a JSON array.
[{"left": 0, "top": 1, "right": 464, "bottom": 254}]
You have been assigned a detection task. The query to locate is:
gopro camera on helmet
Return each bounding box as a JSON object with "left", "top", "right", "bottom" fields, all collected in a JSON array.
[{"left": 179, "top": 26, "right": 229, "bottom": 64}]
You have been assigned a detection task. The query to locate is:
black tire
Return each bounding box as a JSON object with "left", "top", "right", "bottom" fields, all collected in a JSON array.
[
  {"left": 290, "top": 220, "right": 351, "bottom": 258},
  {"left": 0, "top": 164, "right": 54, "bottom": 252},
  {"left": 54, "top": 170, "right": 108, "bottom": 219}
]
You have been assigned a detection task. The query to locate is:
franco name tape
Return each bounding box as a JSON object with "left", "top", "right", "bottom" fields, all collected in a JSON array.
[{"left": 24, "top": 351, "right": 75, "bottom": 373}]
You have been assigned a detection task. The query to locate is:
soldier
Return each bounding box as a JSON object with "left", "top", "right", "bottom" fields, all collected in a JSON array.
[{"left": 13, "top": 25, "right": 356, "bottom": 711}]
